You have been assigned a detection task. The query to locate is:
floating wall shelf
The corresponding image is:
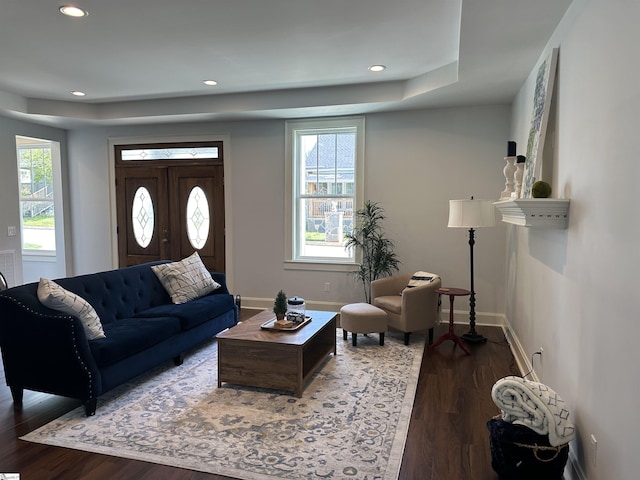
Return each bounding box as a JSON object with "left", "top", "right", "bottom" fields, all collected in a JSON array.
[{"left": 493, "top": 199, "right": 570, "bottom": 228}]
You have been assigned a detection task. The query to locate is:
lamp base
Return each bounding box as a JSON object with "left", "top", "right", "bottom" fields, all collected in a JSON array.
[{"left": 461, "top": 332, "right": 487, "bottom": 344}]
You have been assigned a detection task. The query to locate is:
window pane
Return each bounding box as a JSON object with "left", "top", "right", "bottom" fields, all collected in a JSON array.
[
  {"left": 296, "top": 130, "right": 355, "bottom": 260},
  {"left": 302, "top": 134, "right": 318, "bottom": 194},
  {"left": 132, "top": 186, "right": 154, "bottom": 248},
  {"left": 299, "top": 198, "right": 353, "bottom": 259},
  {"left": 121, "top": 146, "right": 219, "bottom": 161},
  {"left": 303, "top": 133, "right": 355, "bottom": 196},
  {"left": 186, "top": 186, "right": 210, "bottom": 249},
  {"left": 317, "top": 134, "right": 337, "bottom": 189},
  {"left": 18, "top": 143, "right": 55, "bottom": 252}
]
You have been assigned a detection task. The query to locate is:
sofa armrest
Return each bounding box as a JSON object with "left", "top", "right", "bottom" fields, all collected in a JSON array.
[
  {"left": 208, "top": 272, "right": 238, "bottom": 324},
  {"left": 401, "top": 277, "right": 442, "bottom": 330},
  {"left": 210, "top": 272, "right": 231, "bottom": 295},
  {"left": 0, "top": 291, "right": 102, "bottom": 402},
  {"left": 371, "top": 273, "right": 412, "bottom": 298}
]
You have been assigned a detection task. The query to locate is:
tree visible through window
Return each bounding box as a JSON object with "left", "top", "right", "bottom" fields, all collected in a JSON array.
[
  {"left": 286, "top": 117, "right": 364, "bottom": 266},
  {"left": 17, "top": 139, "right": 55, "bottom": 253}
]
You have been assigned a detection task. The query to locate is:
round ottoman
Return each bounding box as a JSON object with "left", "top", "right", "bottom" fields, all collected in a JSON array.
[{"left": 340, "top": 303, "right": 388, "bottom": 346}]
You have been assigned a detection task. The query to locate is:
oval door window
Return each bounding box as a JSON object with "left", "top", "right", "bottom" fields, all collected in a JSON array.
[
  {"left": 132, "top": 186, "right": 154, "bottom": 248},
  {"left": 186, "top": 186, "right": 210, "bottom": 249}
]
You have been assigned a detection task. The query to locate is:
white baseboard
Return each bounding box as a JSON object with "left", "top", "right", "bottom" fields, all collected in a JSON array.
[
  {"left": 565, "top": 451, "right": 587, "bottom": 480},
  {"left": 447, "top": 310, "right": 503, "bottom": 328},
  {"left": 240, "top": 297, "right": 346, "bottom": 313},
  {"left": 501, "top": 316, "right": 586, "bottom": 480},
  {"left": 501, "top": 318, "right": 539, "bottom": 382},
  {"left": 241, "top": 297, "right": 505, "bottom": 327}
]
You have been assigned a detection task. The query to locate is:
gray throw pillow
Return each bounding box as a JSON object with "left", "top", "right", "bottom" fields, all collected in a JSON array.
[
  {"left": 152, "top": 251, "right": 221, "bottom": 304},
  {"left": 37, "top": 277, "right": 106, "bottom": 340}
]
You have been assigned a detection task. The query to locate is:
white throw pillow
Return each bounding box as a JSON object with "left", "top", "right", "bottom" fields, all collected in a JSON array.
[
  {"left": 401, "top": 271, "right": 440, "bottom": 294},
  {"left": 151, "top": 251, "right": 221, "bottom": 304},
  {"left": 37, "top": 278, "right": 106, "bottom": 340}
]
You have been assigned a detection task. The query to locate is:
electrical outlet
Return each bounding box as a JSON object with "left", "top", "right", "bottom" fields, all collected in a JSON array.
[
  {"left": 590, "top": 434, "right": 598, "bottom": 467},
  {"left": 324, "top": 282, "right": 331, "bottom": 292},
  {"left": 539, "top": 347, "right": 544, "bottom": 357},
  {"left": 7, "top": 226, "right": 17, "bottom": 236}
]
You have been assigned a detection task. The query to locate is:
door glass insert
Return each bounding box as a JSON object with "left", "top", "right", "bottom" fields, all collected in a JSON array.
[
  {"left": 186, "top": 186, "right": 210, "bottom": 249},
  {"left": 132, "top": 186, "right": 154, "bottom": 248},
  {"left": 121, "top": 146, "right": 219, "bottom": 161}
]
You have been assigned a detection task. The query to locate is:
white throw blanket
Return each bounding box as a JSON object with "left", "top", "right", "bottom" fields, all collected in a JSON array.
[{"left": 491, "top": 376, "right": 575, "bottom": 446}]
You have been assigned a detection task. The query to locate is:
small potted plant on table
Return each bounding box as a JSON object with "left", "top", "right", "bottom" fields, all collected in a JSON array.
[{"left": 273, "top": 289, "right": 288, "bottom": 321}]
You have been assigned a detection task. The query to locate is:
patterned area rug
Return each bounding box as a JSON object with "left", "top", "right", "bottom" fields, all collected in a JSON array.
[{"left": 22, "top": 329, "right": 424, "bottom": 480}]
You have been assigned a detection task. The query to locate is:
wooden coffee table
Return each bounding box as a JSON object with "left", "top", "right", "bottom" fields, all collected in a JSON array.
[{"left": 216, "top": 309, "right": 337, "bottom": 397}]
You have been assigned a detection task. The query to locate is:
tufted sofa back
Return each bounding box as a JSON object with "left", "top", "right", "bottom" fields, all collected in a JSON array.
[{"left": 54, "top": 261, "right": 172, "bottom": 325}]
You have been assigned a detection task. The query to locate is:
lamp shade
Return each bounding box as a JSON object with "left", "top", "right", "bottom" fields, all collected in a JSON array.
[{"left": 448, "top": 198, "right": 496, "bottom": 228}]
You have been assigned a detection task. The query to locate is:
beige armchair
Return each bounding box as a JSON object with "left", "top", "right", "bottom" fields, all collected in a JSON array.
[{"left": 371, "top": 272, "right": 441, "bottom": 345}]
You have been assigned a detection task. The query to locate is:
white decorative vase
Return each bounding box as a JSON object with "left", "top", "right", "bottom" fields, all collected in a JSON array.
[
  {"left": 513, "top": 163, "right": 525, "bottom": 199},
  {"left": 500, "top": 156, "right": 517, "bottom": 199}
]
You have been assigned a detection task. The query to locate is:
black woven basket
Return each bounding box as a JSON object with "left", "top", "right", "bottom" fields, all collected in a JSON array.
[{"left": 487, "top": 418, "right": 569, "bottom": 480}]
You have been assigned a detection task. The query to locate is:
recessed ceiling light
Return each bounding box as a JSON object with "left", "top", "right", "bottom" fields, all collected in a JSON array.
[
  {"left": 203, "top": 80, "right": 218, "bottom": 86},
  {"left": 368, "top": 65, "right": 386, "bottom": 72},
  {"left": 70, "top": 90, "right": 86, "bottom": 97},
  {"left": 59, "top": 5, "right": 89, "bottom": 18}
]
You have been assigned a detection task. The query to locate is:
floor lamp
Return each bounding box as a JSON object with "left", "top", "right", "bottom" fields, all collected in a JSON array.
[{"left": 447, "top": 197, "right": 495, "bottom": 344}]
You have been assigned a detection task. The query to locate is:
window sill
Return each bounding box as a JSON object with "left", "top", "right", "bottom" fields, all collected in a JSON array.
[
  {"left": 284, "top": 260, "right": 358, "bottom": 272},
  {"left": 22, "top": 251, "right": 57, "bottom": 262}
]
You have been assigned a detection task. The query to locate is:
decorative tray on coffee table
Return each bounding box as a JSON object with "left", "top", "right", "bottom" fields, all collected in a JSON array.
[{"left": 261, "top": 316, "right": 312, "bottom": 331}]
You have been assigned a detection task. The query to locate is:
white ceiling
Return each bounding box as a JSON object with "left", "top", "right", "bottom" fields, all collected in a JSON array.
[{"left": 0, "top": 0, "right": 572, "bottom": 128}]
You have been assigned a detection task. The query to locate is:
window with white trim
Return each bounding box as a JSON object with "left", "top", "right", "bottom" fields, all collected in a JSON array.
[
  {"left": 16, "top": 137, "right": 61, "bottom": 256},
  {"left": 285, "top": 117, "right": 364, "bottom": 269}
]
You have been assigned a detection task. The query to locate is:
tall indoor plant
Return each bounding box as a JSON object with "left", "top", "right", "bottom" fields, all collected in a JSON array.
[{"left": 344, "top": 200, "right": 400, "bottom": 303}]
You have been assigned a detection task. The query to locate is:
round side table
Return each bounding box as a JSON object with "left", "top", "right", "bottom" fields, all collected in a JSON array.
[{"left": 428, "top": 287, "right": 471, "bottom": 355}]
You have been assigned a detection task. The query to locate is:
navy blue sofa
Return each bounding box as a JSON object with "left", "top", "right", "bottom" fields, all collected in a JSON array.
[{"left": 0, "top": 261, "right": 237, "bottom": 416}]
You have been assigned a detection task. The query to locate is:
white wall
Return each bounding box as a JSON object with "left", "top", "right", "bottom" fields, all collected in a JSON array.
[
  {"left": 365, "top": 107, "right": 508, "bottom": 319},
  {"left": 0, "top": 116, "right": 69, "bottom": 286},
  {"left": 62, "top": 105, "right": 509, "bottom": 317},
  {"left": 508, "top": 1, "right": 639, "bottom": 478}
]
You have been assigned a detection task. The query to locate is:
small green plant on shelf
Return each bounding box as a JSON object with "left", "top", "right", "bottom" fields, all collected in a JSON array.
[{"left": 273, "top": 289, "right": 288, "bottom": 320}]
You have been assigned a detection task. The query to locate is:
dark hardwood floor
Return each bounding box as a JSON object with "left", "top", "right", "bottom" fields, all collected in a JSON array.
[{"left": 0, "top": 309, "right": 519, "bottom": 479}]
